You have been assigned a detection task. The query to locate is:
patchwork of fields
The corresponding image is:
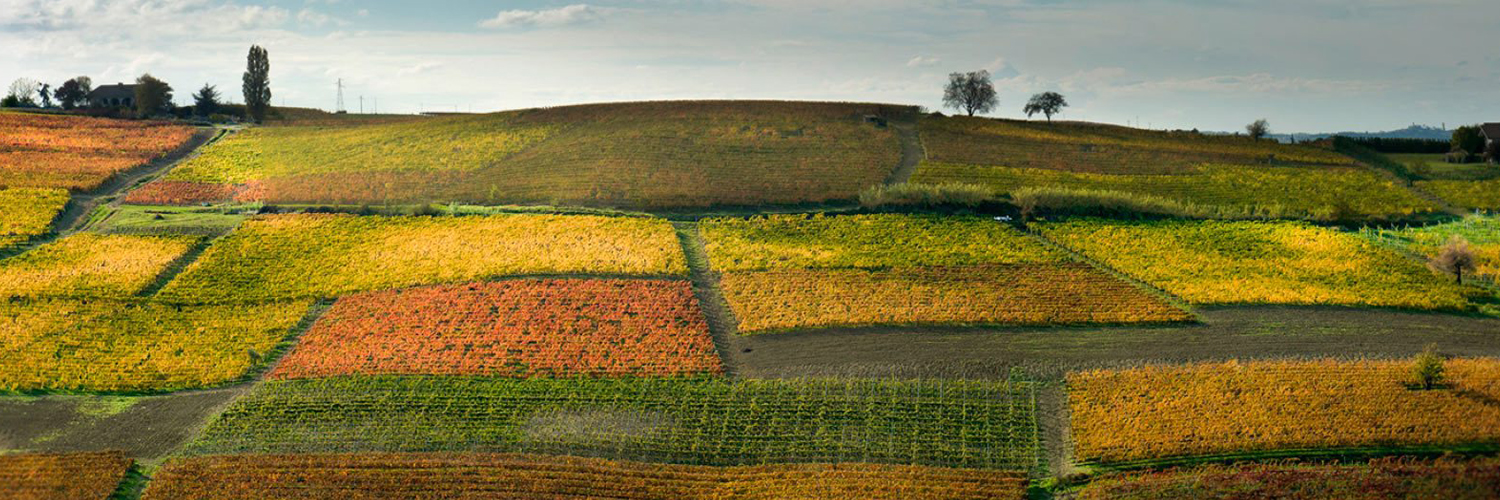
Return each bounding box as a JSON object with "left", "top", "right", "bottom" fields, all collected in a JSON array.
[{"left": 2, "top": 107, "right": 1499, "bottom": 498}]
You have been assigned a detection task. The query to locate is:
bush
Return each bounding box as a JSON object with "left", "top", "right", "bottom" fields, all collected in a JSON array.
[
  {"left": 1010, "top": 187, "right": 1213, "bottom": 219},
  {"left": 1412, "top": 344, "right": 1446, "bottom": 390},
  {"left": 858, "top": 182, "right": 992, "bottom": 208}
]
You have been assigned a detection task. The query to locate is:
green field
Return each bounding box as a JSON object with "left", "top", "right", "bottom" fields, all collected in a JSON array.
[{"left": 184, "top": 376, "right": 1039, "bottom": 470}]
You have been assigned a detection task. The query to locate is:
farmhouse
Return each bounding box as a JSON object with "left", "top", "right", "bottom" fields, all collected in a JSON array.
[{"left": 89, "top": 83, "right": 137, "bottom": 108}]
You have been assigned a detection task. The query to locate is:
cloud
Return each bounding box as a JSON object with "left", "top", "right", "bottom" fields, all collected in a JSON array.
[
  {"left": 1118, "top": 73, "right": 1388, "bottom": 94},
  {"left": 396, "top": 62, "right": 442, "bottom": 77},
  {"left": 983, "top": 57, "right": 1020, "bottom": 79},
  {"left": 906, "top": 56, "right": 940, "bottom": 67},
  {"left": 479, "top": 4, "right": 604, "bottom": 29}
]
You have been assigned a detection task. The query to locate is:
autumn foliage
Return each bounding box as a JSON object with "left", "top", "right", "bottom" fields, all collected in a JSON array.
[
  {"left": 0, "top": 187, "right": 68, "bottom": 250},
  {"left": 0, "top": 233, "right": 196, "bottom": 298},
  {"left": 1068, "top": 358, "right": 1500, "bottom": 464},
  {"left": 1076, "top": 457, "right": 1500, "bottom": 499},
  {"left": 144, "top": 452, "right": 1027, "bottom": 500},
  {"left": 0, "top": 451, "right": 133, "bottom": 500},
  {"left": 0, "top": 113, "right": 196, "bottom": 191},
  {"left": 271, "top": 279, "right": 721, "bottom": 379}
]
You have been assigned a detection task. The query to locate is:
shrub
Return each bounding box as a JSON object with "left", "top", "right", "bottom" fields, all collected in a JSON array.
[
  {"left": 858, "top": 182, "right": 992, "bottom": 208},
  {"left": 1413, "top": 344, "right": 1446, "bottom": 390}
]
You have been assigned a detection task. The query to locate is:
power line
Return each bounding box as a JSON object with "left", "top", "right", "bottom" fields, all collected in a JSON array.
[{"left": 335, "top": 78, "right": 345, "bottom": 113}]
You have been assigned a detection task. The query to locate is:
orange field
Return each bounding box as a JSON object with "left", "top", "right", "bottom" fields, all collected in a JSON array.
[
  {"left": 144, "top": 452, "right": 1026, "bottom": 500},
  {"left": 0, "top": 113, "right": 196, "bottom": 191},
  {"left": 0, "top": 451, "right": 133, "bottom": 500},
  {"left": 719, "top": 264, "right": 1192, "bottom": 333},
  {"left": 269, "top": 279, "right": 721, "bottom": 379},
  {"left": 1069, "top": 358, "right": 1500, "bottom": 464},
  {"left": 123, "top": 181, "right": 243, "bottom": 205}
]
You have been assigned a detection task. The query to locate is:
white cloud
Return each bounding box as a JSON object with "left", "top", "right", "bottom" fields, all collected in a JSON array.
[
  {"left": 396, "top": 62, "right": 442, "bottom": 77},
  {"left": 479, "top": 4, "right": 603, "bottom": 29},
  {"left": 1115, "top": 73, "right": 1388, "bottom": 95},
  {"left": 296, "top": 9, "right": 332, "bottom": 27},
  {"left": 906, "top": 56, "right": 939, "bottom": 67}
]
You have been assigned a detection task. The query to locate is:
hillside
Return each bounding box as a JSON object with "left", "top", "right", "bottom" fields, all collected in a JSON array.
[{"left": 130, "top": 101, "right": 910, "bottom": 208}]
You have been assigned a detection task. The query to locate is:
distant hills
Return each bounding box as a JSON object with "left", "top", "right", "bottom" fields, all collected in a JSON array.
[{"left": 1273, "top": 125, "right": 1453, "bottom": 143}]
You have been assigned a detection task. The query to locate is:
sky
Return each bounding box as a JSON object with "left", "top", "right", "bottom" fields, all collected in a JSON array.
[{"left": 1, "top": 0, "right": 1496, "bottom": 132}]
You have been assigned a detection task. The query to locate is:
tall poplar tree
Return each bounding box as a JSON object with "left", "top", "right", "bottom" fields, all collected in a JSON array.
[{"left": 243, "top": 45, "right": 271, "bottom": 123}]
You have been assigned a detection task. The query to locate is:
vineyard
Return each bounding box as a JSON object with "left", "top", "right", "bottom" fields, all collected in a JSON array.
[
  {"left": 918, "top": 116, "right": 1355, "bottom": 174},
  {"left": 1366, "top": 215, "right": 1499, "bottom": 281},
  {"left": 269, "top": 279, "right": 721, "bottom": 379},
  {"left": 0, "top": 233, "right": 196, "bottom": 298},
  {"left": 0, "top": 451, "right": 134, "bottom": 500},
  {"left": 184, "top": 376, "right": 1040, "bottom": 470},
  {"left": 155, "top": 213, "right": 686, "bottom": 303},
  {"left": 1075, "top": 458, "right": 1500, "bottom": 499},
  {"left": 0, "top": 298, "right": 311, "bottom": 392},
  {"left": 0, "top": 187, "right": 69, "bottom": 250},
  {"left": 1036, "top": 219, "right": 1487, "bottom": 310},
  {"left": 915, "top": 163, "right": 1438, "bottom": 219},
  {"left": 0, "top": 112, "right": 196, "bottom": 191},
  {"left": 1068, "top": 358, "right": 1500, "bottom": 464},
  {"left": 1419, "top": 179, "right": 1500, "bottom": 211},
  {"left": 720, "top": 266, "right": 1191, "bottom": 333},
  {"left": 143, "top": 453, "right": 1027, "bottom": 500},
  {"left": 136, "top": 101, "right": 907, "bottom": 207},
  {"left": 701, "top": 214, "right": 1187, "bottom": 332}
]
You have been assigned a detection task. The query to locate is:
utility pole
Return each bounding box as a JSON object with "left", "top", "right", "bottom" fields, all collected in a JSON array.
[
  {"left": 336, "top": 79, "right": 346, "bottom": 113},
  {"left": 359, "top": 95, "right": 364, "bottom": 114}
]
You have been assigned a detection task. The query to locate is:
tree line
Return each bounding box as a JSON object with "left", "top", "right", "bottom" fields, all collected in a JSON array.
[{"left": 2, "top": 45, "right": 273, "bottom": 123}]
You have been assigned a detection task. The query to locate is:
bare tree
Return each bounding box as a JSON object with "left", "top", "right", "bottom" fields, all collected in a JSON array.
[
  {"left": 1023, "top": 92, "right": 1068, "bottom": 122},
  {"left": 942, "top": 70, "right": 997, "bottom": 117},
  {"left": 1246, "top": 119, "right": 1270, "bottom": 140},
  {"left": 4, "top": 78, "right": 40, "bottom": 107},
  {"left": 1430, "top": 235, "right": 1477, "bottom": 284}
]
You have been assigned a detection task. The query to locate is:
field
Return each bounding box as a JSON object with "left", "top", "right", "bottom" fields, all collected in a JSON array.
[
  {"left": 269, "top": 279, "right": 721, "bottom": 379},
  {"left": 701, "top": 215, "right": 1188, "bottom": 333},
  {"left": 156, "top": 213, "right": 686, "bottom": 302},
  {"left": 0, "top": 112, "right": 196, "bottom": 191},
  {"left": 1419, "top": 179, "right": 1500, "bottom": 210},
  {"left": 0, "top": 187, "right": 69, "bottom": 250},
  {"left": 0, "top": 298, "right": 311, "bottom": 392},
  {"left": 0, "top": 451, "right": 133, "bottom": 500},
  {"left": 1068, "top": 358, "right": 1500, "bottom": 464},
  {"left": 720, "top": 266, "right": 1191, "bottom": 333},
  {"left": 144, "top": 453, "right": 1027, "bottom": 500},
  {"left": 1036, "top": 219, "right": 1487, "bottom": 310},
  {"left": 911, "top": 116, "right": 1438, "bottom": 219},
  {"left": 1389, "top": 153, "right": 1500, "bottom": 181},
  {"left": 144, "top": 101, "right": 906, "bottom": 207},
  {"left": 1366, "top": 215, "right": 1500, "bottom": 281},
  {"left": 184, "top": 376, "right": 1039, "bottom": 470},
  {"left": 1075, "top": 458, "right": 1500, "bottom": 499},
  {"left": 0, "top": 233, "right": 196, "bottom": 298}
]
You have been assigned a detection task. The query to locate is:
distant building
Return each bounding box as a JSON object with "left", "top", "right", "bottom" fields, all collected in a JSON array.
[
  {"left": 1483, "top": 123, "right": 1500, "bottom": 163},
  {"left": 89, "top": 83, "right": 137, "bottom": 108}
]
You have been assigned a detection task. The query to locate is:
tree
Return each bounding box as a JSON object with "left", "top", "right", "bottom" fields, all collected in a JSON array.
[
  {"left": 1412, "top": 343, "right": 1446, "bottom": 390},
  {"left": 1485, "top": 139, "right": 1498, "bottom": 165},
  {"left": 192, "top": 84, "right": 221, "bottom": 117},
  {"left": 54, "top": 78, "right": 88, "bottom": 110},
  {"left": 37, "top": 83, "right": 52, "bottom": 108},
  {"left": 134, "top": 74, "right": 174, "bottom": 117},
  {"left": 243, "top": 45, "right": 272, "bottom": 123},
  {"left": 1246, "top": 119, "right": 1270, "bottom": 140},
  {"left": 73, "top": 76, "right": 92, "bottom": 96},
  {"left": 1023, "top": 92, "right": 1068, "bottom": 122},
  {"left": 1452, "top": 125, "right": 1484, "bottom": 157},
  {"left": 1430, "top": 235, "right": 1477, "bottom": 284},
  {"left": 942, "top": 70, "right": 997, "bottom": 117},
  {"left": 4, "top": 78, "right": 40, "bottom": 107}
]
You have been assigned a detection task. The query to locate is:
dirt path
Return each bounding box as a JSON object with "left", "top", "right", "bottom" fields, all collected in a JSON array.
[
  {"left": 883, "top": 120, "right": 925, "bottom": 185},
  {"left": 0, "top": 387, "right": 246, "bottom": 463},
  {"left": 49, "top": 128, "right": 221, "bottom": 236},
  {"left": 673, "top": 222, "right": 743, "bottom": 377}
]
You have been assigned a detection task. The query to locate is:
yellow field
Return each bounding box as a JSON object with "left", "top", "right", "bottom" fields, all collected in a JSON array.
[
  {"left": 1069, "top": 358, "right": 1500, "bottom": 464},
  {"left": 701, "top": 214, "right": 1065, "bottom": 271},
  {"left": 1419, "top": 179, "right": 1500, "bottom": 210},
  {"left": 157, "top": 214, "right": 686, "bottom": 302},
  {"left": 0, "top": 298, "right": 311, "bottom": 392},
  {"left": 720, "top": 265, "right": 1192, "bottom": 333},
  {"left": 0, "top": 187, "right": 69, "bottom": 250},
  {"left": 1037, "top": 220, "right": 1484, "bottom": 310},
  {"left": 0, "top": 233, "right": 196, "bottom": 298}
]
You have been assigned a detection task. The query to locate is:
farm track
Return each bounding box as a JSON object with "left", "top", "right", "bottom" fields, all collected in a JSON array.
[
  {"left": 883, "top": 119, "right": 925, "bottom": 185},
  {"left": 52, "top": 128, "right": 223, "bottom": 236},
  {"left": 674, "top": 221, "right": 742, "bottom": 377}
]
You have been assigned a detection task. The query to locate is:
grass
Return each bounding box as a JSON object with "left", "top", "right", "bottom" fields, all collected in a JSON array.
[
  {"left": 1418, "top": 179, "right": 1500, "bottom": 211},
  {"left": 1388, "top": 154, "right": 1500, "bottom": 180},
  {"left": 184, "top": 375, "right": 1040, "bottom": 470},
  {"left": 0, "top": 298, "right": 312, "bottom": 393},
  {"left": 144, "top": 453, "right": 1028, "bottom": 500},
  {"left": 1068, "top": 358, "right": 1500, "bottom": 464},
  {"left": 148, "top": 101, "right": 908, "bottom": 207},
  {"left": 155, "top": 213, "right": 688, "bottom": 303},
  {"left": 1036, "top": 219, "right": 1490, "bottom": 311},
  {"left": 1364, "top": 215, "right": 1500, "bottom": 283},
  {"left": 83, "top": 205, "right": 251, "bottom": 235}
]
